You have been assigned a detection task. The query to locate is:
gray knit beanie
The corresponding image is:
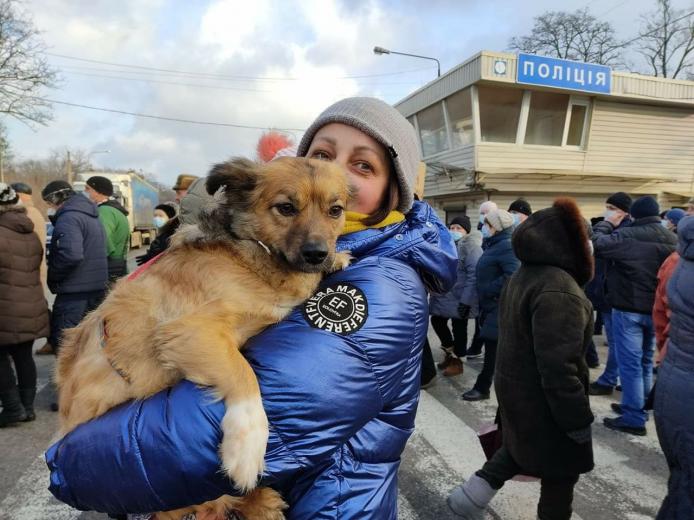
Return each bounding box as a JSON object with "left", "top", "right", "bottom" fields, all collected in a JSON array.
[
  {"left": 179, "top": 177, "right": 215, "bottom": 225},
  {"left": 297, "top": 97, "right": 420, "bottom": 213},
  {"left": 485, "top": 209, "right": 515, "bottom": 232}
]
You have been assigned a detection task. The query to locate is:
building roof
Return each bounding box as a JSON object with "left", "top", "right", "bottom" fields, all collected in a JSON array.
[{"left": 395, "top": 51, "right": 694, "bottom": 117}]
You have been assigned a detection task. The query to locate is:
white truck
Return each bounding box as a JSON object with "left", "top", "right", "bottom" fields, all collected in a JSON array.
[{"left": 73, "top": 171, "right": 160, "bottom": 248}]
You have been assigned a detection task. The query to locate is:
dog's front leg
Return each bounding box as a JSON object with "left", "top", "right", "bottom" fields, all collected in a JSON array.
[
  {"left": 329, "top": 251, "right": 353, "bottom": 272},
  {"left": 153, "top": 303, "right": 268, "bottom": 493}
]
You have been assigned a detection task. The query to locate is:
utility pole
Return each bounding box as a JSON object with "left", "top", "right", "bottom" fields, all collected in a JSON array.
[{"left": 66, "top": 150, "right": 73, "bottom": 185}]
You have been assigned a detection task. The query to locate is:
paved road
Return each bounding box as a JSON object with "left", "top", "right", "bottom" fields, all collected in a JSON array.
[{"left": 0, "top": 252, "right": 669, "bottom": 518}]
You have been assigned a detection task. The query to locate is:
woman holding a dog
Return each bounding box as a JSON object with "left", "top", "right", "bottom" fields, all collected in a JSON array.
[{"left": 47, "top": 97, "right": 458, "bottom": 519}]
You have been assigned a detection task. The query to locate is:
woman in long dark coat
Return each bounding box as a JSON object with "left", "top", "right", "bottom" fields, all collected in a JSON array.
[{"left": 449, "top": 198, "right": 595, "bottom": 520}]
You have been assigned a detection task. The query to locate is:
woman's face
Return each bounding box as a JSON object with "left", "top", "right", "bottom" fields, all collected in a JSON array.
[
  {"left": 153, "top": 209, "right": 169, "bottom": 220},
  {"left": 306, "top": 123, "right": 391, "bottom": 215}
]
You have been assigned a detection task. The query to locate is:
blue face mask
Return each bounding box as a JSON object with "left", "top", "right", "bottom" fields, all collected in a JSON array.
[
  {"left": 153, "top": 216, "right": 167, "bottom": 228},
  {"left": 450, "top": 231, "right": 463, "bottom": 242},
  {"left": 481, "top": 224, "right": 492, "bottom": 239},
  {"left": 511, "top": 213, "right": 521, "bottom": 226}
]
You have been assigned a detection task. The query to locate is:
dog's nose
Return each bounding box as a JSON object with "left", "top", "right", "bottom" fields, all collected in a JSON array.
[{"left": 301, "top": 242, "right": 329, "bottom": 265}]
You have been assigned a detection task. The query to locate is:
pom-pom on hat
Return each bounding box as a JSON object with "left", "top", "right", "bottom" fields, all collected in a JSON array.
[
  {"left": 257, "top": 131, "right": 295, "bottom": 162},
  {"left": 0, "top": 182, "right": 19, "bottom": 205}
]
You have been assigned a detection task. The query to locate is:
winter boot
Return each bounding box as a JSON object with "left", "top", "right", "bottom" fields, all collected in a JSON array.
[
  {"left": 437, "top": 348, "right": 454, "bottom": 370},
  {"left": 447, "top": 474, "right": 498, "bottom": 519},
  {"left": 0, "top": 387, "right": 27, "bottom": 427},
  {"left": 18, "top": 387, "right": 36, "bottom": 422},
  {"left": 443, "top": 357, "right": 464, "bottom": 377}
]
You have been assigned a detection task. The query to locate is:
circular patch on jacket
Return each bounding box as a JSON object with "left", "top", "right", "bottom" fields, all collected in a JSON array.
[{"left": 302, "top": 282, "right": 368, "bottom": 335}]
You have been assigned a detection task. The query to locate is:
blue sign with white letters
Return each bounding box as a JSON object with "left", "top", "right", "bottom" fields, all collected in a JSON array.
[{"left": 517, "top": 53, "right": 611, "bottom": 94}]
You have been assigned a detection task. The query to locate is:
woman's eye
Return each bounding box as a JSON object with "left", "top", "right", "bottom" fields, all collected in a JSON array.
[
  {"left": 312, "top": 150, "right": 331, "bottom": 161},
  {"left": 329, "top": 205, "right": 344, "bottom": 218},
  {"left": 275, "top": 203, "right": 297, "bottom": 217},
  {"left": 354, "top": 161, "right": 373, "bottom": 173}
]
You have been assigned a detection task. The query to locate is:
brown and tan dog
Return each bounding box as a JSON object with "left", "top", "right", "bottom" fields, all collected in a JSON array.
[{"left": 55, "top": 157, "right": 352, "bottom": 519}]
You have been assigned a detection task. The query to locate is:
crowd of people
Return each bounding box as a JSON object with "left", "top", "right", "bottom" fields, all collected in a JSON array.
[{"left": 0, "top": 95, "right": 692, "bottom": 520}]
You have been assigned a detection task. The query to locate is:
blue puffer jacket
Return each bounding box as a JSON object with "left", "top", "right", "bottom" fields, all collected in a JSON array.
[
  {"left": 476, "top": 228, "right": 519, "bottom": 341},
  {"left": 654, "top": 216, "right": 694, "bottom": 518},
  {"left": 45, "top": 201, "right": 457, "bottom": 519},
  {"left": 47, "top": 194, "right": 108, "bottom": 294}
]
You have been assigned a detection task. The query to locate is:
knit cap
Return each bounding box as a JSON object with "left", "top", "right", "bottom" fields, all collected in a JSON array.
[
  {"left": 508, "top": 198, "right": 532, "bottom": 217},
  {"left": 666, "top": 208, "right": 686, "bottom": 227},
  {"left": 449, "top": 215, "right": 471, "bottom": 234},
  {"left": 155, "top": 203, "right": 177, "bottom": 220},
  {"left": 630, "top": 196, "right": 660, "bottom": 219},
  {"left": 485, "top": 209, "right": 515, "bottom": 232},
  {"left": 86, "top": 176, "right": 114, "bottom": 197},
  {"left": 606, "top": 192, "right": 632, "bottom": 213},
  {"left": 0, "top": 182, "right": 18, "bottom": 205},
  {"left": 41, "top": 180, "right": 73, "bottom": 201},
  {"left": 297, "top": 97, "right": 420, "bottom": 213}
]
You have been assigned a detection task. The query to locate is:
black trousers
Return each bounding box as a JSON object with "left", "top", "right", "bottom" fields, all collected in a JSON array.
[
  {"left": 477, "top": 445, "right": 579, "bottom": 520},
  {"left": 473, "top": 339, "right": 498, "bottom": 394},
  {"left": 468, "top": 318, "right": 484, "bottom": 353},
  {"left": 585, "top": 339, "right": 599, "bottom": 366},
  {"left": 49, "top": 290, "right": 105, "bottom": 350},
  {"left": 420, "top": 338, "right": 436, "bottom": 385},
  {"left": 430, "top": 316, "right": 469, "bottom": 357},
  {"left": 0, "top": 341, "right": 36, "bottom": 393}
]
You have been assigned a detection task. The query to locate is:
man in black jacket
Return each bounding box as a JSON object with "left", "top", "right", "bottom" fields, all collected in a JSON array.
[{"left": 593, "top": 196, "right": 677, "bottom": 435}]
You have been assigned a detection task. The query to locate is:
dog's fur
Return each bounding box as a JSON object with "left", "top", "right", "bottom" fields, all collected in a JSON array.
[{"left": 56, "top": 157, "right": 351, "bottom": 520}]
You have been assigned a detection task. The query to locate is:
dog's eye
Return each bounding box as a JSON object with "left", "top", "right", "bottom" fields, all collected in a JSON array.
[
  {"left": 329, "top": 205, "right": 344, "bottom": 218},
  {"left": 275, "top": 203, "right": 298, "bottom": 217}
]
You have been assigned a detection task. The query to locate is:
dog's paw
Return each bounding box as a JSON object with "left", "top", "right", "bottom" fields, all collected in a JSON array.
[
  {"left": 220, "top": 396, "right": 269, "bottom": 492},
  {"left": 330, "top": 251, "right": 353, "bottom": 272}
]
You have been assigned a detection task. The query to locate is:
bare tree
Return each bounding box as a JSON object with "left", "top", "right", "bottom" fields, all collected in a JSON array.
[
  {"left": 509, "top": 8, "right": 627, "bottom": 66},
  {"left": 0, "top": 0, "right": 58, "bottom": 125},
  {"left": 636, "top": 0, "right": 694, "bottom": 79}
]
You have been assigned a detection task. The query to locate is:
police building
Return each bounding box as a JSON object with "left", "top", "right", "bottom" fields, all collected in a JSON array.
[{"left": 395, "top": 51, "right": 694, "bottom": 222}]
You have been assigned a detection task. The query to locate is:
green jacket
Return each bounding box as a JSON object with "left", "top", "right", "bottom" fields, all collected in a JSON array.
[{"left": 97, "top": 203, "right": 130, "bottom": 260}]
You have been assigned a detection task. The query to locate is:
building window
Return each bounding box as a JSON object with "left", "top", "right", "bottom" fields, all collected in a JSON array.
[
  {"left": 417, "top": 102, "right": 449, "bottom": 157},
  {"left": 524, "top": 91, "right": 570, "bottom": 146},
  {"left": 446, "top": 88, "right": 473, "bottom": 147},
  {"left": 566, "top": 104, "right": 588, "bottom": 146},
  {"left": 478, "top": 85, "right": 524, "bottom": 143}
]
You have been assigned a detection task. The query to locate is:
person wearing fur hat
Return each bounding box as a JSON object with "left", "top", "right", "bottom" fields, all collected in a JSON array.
[
  {"left": 85, "top": 176, "right": 131, "bottom": 281},
  {"left": 449, "top": 198, "right": 595, "bottom": 520},
  {"left": 0, "top": 183, "right": 49, "bottom": 426},
  {"left": 462, "top": 209, "right": 520, "bottom": 401},
  {"left": 430, "top": 216, "right": 483, "bottom": 377},
  {"left": 46, "top": 97, "right": 458, "bottom": 519},
  {"left": 593, "top": 195, "right": 677, "bottom": 435},
  {"left": 172, "top": 174, "right": 198, "bottom": 203}
]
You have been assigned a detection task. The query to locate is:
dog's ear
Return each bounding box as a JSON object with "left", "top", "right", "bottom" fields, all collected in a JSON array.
[{"left": 206, "top": 158, "right": 258, "bottom": 198}]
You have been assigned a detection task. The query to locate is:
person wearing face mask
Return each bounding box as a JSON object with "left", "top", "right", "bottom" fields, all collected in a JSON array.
[
  {"left": 588, "top": 192, "right": 633, "bottom": 397},
  {"left": 477, "top": 200, "right": 498, "bottom": 232},
  {"left": 41, "top": 180, "right": 107, "bottom": 411},
  {"left": 508, "top": 198, "right": 532, "bottom": 227},
  {"left": 593, "top": 196, "right": 677, "bottom": 436},
  {"left": 462, "top": 209, "right": 520, "bottom": 401},
  {"left": 45, "top": 97, "right": 458, "bottom": 519},
  {"left": 152, "top": 203, "right": 176, "bottom": 229},
  {"left": 430, "top": 216, "right": 483, "bottom": 377}
]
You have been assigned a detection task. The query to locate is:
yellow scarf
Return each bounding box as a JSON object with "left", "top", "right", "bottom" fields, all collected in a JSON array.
[{"left": 342, "top": 210, "right": 406, "bottom": 235}]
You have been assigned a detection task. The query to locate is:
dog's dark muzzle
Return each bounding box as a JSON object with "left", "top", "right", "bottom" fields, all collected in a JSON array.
[{"left": 300, "top": 241, "right": 329, "bottom": 265}]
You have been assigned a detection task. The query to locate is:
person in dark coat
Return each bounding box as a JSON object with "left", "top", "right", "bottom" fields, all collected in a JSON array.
[
  {"left": 41, "top": 180, "right": 108, "bottom": 356},
  {"left": 430, "top": 216, "right": 481, "bottom": 377},
  {"left": 462, "top": 209, "right": 519, "bottom": 401},
  {"left": 0, "top": 183, "right": 50, "bottom": 426},
  {"left": 449, "top": 198, "right": 595, "bottom": 520},
  {"left": 654, "top": 216, "right": 694, "bottom": 519},
  {"left": 593, "top": 196, "right": 677, "bottom": 435}
]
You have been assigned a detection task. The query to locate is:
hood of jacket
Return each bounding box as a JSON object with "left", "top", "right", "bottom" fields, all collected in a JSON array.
[
  {"left": 337, "top": 200, "right": 457, "bottom": 294},
  {"left": 678, "top": 215, "right": 694, "bottom": 260},
  {"left": 100, "top": 198, "right": 129, "bottom": 216},
  {"left": 0, "top": 206, "right": 33, "bottom": 234},
  {"left": 512, "top": 198, "right": 594, "bottom": 286},
  {"left": 56, "top": 193, "right": 99, "bottom": 220},
  {"left": 460, "top": 229, "right": 483, "bottom": 255}
]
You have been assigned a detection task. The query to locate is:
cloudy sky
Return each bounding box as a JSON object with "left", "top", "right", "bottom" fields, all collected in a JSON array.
[{"left": 6, "top": 0, "right": 691, "bottom": 186}]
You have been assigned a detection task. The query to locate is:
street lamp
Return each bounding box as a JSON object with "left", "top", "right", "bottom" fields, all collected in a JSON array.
[{"left": 373, "top": 46, "right": 441, "bottom": 77}]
